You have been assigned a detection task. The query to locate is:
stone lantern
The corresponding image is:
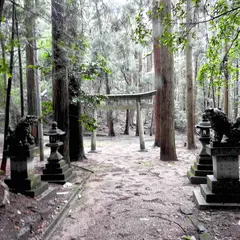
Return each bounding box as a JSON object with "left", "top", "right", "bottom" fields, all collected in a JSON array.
[
  {"left": 187, "top": 113, "right": 213, "bottom": 184},
  {"left": 41, "top": 122, "right": 74, "bottom": 184},
  {"left": 196, "top": 113, "right": 211, "bottom": 142}
]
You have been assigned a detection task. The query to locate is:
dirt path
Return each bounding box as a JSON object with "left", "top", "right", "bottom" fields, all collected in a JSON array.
[{"left": 50, "top": 133, "right": 240, "bottom": 240}]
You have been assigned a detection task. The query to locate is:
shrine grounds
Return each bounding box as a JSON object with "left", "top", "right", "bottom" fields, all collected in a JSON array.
[{"left": 1, "top": 132, "right": 240, "bottom": 240}]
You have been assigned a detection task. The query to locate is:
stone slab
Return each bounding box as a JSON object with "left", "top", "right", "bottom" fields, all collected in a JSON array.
[
  {"left": 24, "top": 182, "right": 49, "bottom": 198},
  {"left": 42, "top": 172, "right": 75, "bottom": 185},
  {"left": 7, "top": 181, "right": 48, "bottom": 198},
  {"left": 197, "top": 156, "right": 212, "bottom": 165},
  {"left": 5, "top": 174, "right": 42, "bottom": 191},
  {"left": 10, "top": 156, "right": 35, "bottom": 180},
  {"left": 200, "top": 184, "right": 240, "bottom": 203},
  {"left": 187, "top": 171, "right": 207, "bottom": 184},
  {"left": 212, "top": 156, "right": 239, "bottom": 179},
  {"left": 41, "top": 168, "right": 74, "bottom": 184},
  {"left": 194, "top": 162, "right": 213, "bottom": 171},
  {"left": 207, "top": 175, "right": 240, "bottom": 194},
  {"left": 193, "top": 189, "right": 240, "bottom": 209},
  {"left": 45, "top": 160, "right": 66, "bottom": 169},
  {"left": 191, "top": 166, "right": 213, "bottom": 176},
  {"left": 206, "top": 145, "right": 240, "bottom": 156},
  {"left": 42, "top": 164, "right": 69, "bottom": 174}
]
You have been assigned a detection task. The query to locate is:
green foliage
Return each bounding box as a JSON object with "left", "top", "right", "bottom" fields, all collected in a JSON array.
[
  {"left": 182, "top": 236, "right": 192, "bottom": 240},
  {"left": 197, "top": 0, "right": 240, "bottom": 87},
  {"left": 80, "top": 54, "right": 112, "bottom": 81},
  {"left": 41, "top": 101, "right": 53, "bottom": 118},
  {"left": 79, "top": 114, "right": 97, "bottom": 131},
  {"left": 131, "top": 8, "right": 151, "bottom": 46},
  {"left": 28, "top": 64, "right": 52, "bottom": 76}
]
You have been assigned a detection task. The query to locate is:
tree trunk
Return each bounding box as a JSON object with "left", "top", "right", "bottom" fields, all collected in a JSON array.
[
  {"left": 67, "top": 0, "right": 86, "bottom": 161},
  {"left": 159, "top": 0, "right": 177, "bottom": 161},
  {"left": 15, "top": 11, "right": 24, "bottom": 117},
  {"left": 194, "top": 53, "right": 199, "bottom": 125},
  {"left": 25, "top": 0, "right": 37, "bottom": 116},
  {"left": 106, "top": 72, "right": 115, "bottom": 136},
  {"left": 149, "top": 109, "right": 154, "bottom": 136},
  {"left": 135, "top": 110, "right": 139, "bottom": 136},
  {"left": 234, "top": 61, "right": 239, "bottom": 119},
  {"left": 0, "top": 37, "right": 6, "bottom": 93},
  {"left": 1, "top": 1, "right": 15, "bottom": 172},
  {"left": 124, "top": 109, "right": 129, "bottom": 135},
  {"left": 224, "top": 44, "right": 229, "bottom": 116},
  {"left": 0, "top": 0, "right": 4, "bottom": 18},
  {"left": 153, "top": 0, "right": 161, "bottom": 147},
  {"left": 52, "top": 0, "right": 70, "bottom": 165},
  {"left": 186, "top": 0, "right": 196, "bottom": 149},
  {"left": 69, "top": 75, "right": 86, "bottom": 161}
]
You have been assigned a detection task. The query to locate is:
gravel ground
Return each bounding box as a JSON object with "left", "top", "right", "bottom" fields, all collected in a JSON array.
[{"left": 50, "top": 133, "right": 240, "bottom": 240}]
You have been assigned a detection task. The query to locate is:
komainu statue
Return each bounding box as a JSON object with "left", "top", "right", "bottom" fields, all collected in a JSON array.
[
  {"left": 204, "top": 108, "right": 240, "bottom": 143},
  {"left": 6, "top": 115, "right": 39, "bottom": 151}
]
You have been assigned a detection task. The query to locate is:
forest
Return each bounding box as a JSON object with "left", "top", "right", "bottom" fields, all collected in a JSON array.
[{"left": 0, "top": 0, "right": 239, "bottom": 163}]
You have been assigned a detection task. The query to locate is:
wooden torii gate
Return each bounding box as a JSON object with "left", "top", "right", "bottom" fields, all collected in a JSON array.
[{"left": 90, "top": 90, "right": 156, "bottom": 152}]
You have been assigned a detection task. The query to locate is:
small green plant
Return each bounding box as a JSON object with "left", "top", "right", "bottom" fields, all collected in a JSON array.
[{"left": 182, "top": 236, "right": 192, "bottom": 240}]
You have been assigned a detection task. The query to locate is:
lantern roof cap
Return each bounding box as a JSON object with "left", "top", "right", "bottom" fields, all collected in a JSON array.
[
  {"left": 195, "top": 113, "right": 211, "bottom": 129},
  {"left": 44, "top": 121, "right": 65, "bottom": 136}
]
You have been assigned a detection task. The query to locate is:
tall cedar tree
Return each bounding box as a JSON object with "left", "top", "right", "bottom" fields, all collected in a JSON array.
[
  {"left": 51, "top": 0, "right": 70, "bottom": 164},
  {"left": 153, "top": 0, "right": 161, "bottom": 147},
  {"left": 25, "top": 0, "right": 37, "bottom": 115},
  {"left": 67, "top": 0, "right": 86, "bottom": 161},
  {"left": 186, "top": 0, "right": 196, "bottom": 149},
  {"left": 159, "top": 0, "right": 177, "bottom": 161}
]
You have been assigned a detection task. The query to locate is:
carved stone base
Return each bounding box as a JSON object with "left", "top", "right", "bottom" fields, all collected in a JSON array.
[
  {"left": 193, "top": 189, "right": 240, "bottom": 209},
  {"left": 4, "top": 146, "right": 49, "bottom": 198},
  {"left": 41, "top": 160, "right": 74, "bottom": 184},
  {"left": 5, "top": 174, "right": 48, "bottom": 198},
  {"left": 187, "top": 155, "right": 213, "bottom": 184},
  {"left": 194, "top": 144, "right": 240, "bottom": 209}
]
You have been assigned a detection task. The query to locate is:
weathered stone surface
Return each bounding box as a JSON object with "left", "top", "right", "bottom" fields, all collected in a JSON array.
[
  {"left": 5, "top": 146, "right": 48, "bottom": 198},
  {"left": 194, "top": 144, "right": 240, "bottom": 208},
  {"left": 207, "top": 175, "right": 240, "bottom": 194},
  {"left": 212, "top": 156, "right": 239, "bottom": 179},
  {"left": 206, "top": 145, "right": 240, "bottom": 156}
]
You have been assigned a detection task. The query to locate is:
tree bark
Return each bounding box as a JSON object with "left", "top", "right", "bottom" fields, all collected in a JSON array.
[
  {"left": 106, "top": 72, "right": 115, "bottom": 136},
  {"left": 234, "top": 61, "right": 239, "bottom": 119},
  {"left": 124, "top": 109, "right": 129, "bottom": 135},
  {"left": 15, "top": 11, "right": 24, "bottom": 117},
  {"left": 52, "top": 0, "right": 70, "bottom": 164},
  {"left": 1, "top": 1, "right": 15, "bottom": 172},
  {"left": 159, "top": 0, "right": 177, "bottom": 161},
  {"left": 223, "top": 43, "right": 229, "bottom": 116},
  {"left": 0, "top": 0, "right": 4, "bottom": 18},
  {"left": 153, "top": 0, "right": 161, "bottom": 147},
  {"left": 69, "top": 75, "right": 86, "bottom": 161},
  {"left": 25, "top": 0, "right": 37, "bottom": 116},
  {"left": 67, "top": 0, "right": 86, "bottom": 161},
  {"left": 186, "top": 0, "right": 196, "bottom": 149}
]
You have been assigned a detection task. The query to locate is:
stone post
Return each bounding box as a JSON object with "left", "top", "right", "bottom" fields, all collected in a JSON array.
[
  {"left": 89, "top": 108, "right": 97, "bottom": 153},
  {"left": 136, "top": 99, "right": 147, "bottom": 152},
  {"left": 193, "top": 142, "right": 240, "bottom": 209}
]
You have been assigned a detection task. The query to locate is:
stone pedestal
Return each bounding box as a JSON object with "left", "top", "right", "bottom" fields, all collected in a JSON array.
[
  {"left": 187, "top": 136, "right": 213, "bottom": 184},
  {"left": 4, "top": 146, "right": 48, "bottom": 198},
  {"left": 41, "top": 142, "right": 74, "bottom": 184},
  {"left": 193, "top": 142, "right": 240, "bottom": 209}
]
